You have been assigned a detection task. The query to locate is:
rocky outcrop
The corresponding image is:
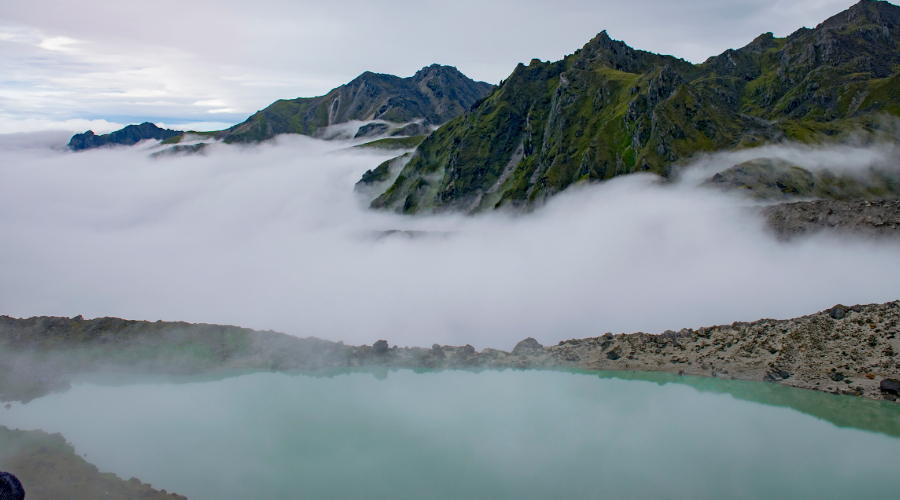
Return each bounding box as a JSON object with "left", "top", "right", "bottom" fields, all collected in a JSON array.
[
  {"left": 68, "top": 123, "right": 183, "bottom": 151},
  {"left": 370, "top": 0, "right": 900, "bottom": 214},
  {"left": 703, "top": 158, "right": 900, "bottom": 201},
  {"left": 761, "top": 199, "right": 900, "bottom": 239},
  {"left": 216, "top": 65, "right": 493, "bottom": 143}
]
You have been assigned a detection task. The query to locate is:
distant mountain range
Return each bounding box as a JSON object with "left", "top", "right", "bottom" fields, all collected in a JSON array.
[
  {"left": 371, "top": 0, "right": 900, "bottom": 213},
  {"left": 68, "top": 122, "right": 183, "bottom": 151},
  {"left": 67, "top": 64, "right": 493, "bottom": 150}
]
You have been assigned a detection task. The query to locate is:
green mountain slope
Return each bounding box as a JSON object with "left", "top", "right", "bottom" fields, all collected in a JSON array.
[
  {"left": 372, "top": 0, "right": 900, "bottom": 214},
  {"left": 216, "top": 64, "right": 493, "bottom": 143}
]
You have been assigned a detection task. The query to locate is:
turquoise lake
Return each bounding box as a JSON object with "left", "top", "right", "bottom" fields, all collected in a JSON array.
[{"left": 2, "top": 369, "right": 899, "bottom": 500}]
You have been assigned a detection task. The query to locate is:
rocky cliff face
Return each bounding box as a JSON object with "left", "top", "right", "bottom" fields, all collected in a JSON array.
[
  {"left": 68, "top": 123, "right": 183, "bottom": 151},
  {"left": 215, "top": 65, "right": 494, "bottom": 143},
  {"left": 372, "top": 0, "right": 900, "bottom": 214}
]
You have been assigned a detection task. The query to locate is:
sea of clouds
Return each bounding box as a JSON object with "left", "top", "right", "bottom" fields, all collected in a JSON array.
[{"left": 1, "top": 131, "right": 899, "bottom": 350}]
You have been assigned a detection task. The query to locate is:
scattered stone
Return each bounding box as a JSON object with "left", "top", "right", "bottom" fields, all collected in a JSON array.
[
  {"left": 866, "top": 373, "right": 875, "bottom": 379},
  {"left": 829, "top": 372, "right": 845, "bottom": 382}
]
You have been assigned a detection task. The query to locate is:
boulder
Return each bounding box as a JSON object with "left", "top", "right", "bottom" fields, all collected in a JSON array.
[
  {"left": 373, "top": 340, "right": 389, "bottom": 354},
  {"left": 880, "top": 379, "right": 900, "bottom": 396},
  {"left": 511, "top": 337, "right": 543, "bottom": 355},
  {"left": 829, "top": 305, "right": 846, "bottom": 319}
]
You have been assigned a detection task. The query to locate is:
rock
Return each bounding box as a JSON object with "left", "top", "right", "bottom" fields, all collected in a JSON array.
[
  {"left": 866, "top": 373, "right": 875, "bottom": 379},
  {"left": 354, "top": 123, "right": 390, "bottom": 139},
  {"left": 373, "top": 340, "right": 389, "bottom": 354},
  {"left": 389, "top": 123, "right": 428, "bottom": 137},
  {"left": 606, "top": 351, "right": 621, "bottom": 360},
  {"left": 0, "top": 471, "right": 25, "bottom": 500},
  {"left": 463, "top": 344, "right": 475, "bottom": 355},
  {"left": 880, "top": 379, "right": 900, "bottom": 396},
  {"left": 512, "top": 337, "right": 543, "bottom": 355},
  {"left": 829, "top": 372, "right": 845, "bottom": 382},
  {"left": 829, "top": 305, "right": 846, "bottom": 319},
  {"left": 777, "top": 369, "right": 791, "bottom": 379}
]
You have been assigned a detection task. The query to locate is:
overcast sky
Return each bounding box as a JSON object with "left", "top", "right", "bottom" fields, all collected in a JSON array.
[{"left": 0, "top": 0, "right": 855, "bottom": 134}]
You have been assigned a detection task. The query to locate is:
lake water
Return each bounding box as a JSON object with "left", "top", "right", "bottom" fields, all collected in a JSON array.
[{"left": 2, "top": 369, "right": 899, "bottom": 500}]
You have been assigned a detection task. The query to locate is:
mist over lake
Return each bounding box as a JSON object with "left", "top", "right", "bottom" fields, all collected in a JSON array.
[{"left": 1, "top": 133, "right": 899, "bottom": 349}]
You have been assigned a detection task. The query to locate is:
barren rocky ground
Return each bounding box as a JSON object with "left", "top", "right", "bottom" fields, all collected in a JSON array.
[{"left": 761, "top": 200, "right": 900, "bottom": 240}]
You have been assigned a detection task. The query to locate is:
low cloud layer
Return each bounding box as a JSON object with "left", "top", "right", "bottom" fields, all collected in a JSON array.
[{"left": 1, "top": 133, "right": 898, "bottom": 351}]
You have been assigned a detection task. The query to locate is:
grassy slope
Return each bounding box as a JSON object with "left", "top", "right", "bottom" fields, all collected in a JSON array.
[{"left": 373, "top": 0, "right": 900, "bottom": 213}]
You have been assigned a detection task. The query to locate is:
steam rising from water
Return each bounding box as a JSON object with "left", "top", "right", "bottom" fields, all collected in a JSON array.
[{"left": 1, "top": 133, "right": 899, "bottom": 350}]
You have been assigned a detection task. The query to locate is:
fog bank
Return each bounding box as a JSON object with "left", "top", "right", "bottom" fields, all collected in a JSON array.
[{"left": 1, "top": 134, "right": 898, "bottom": 350}]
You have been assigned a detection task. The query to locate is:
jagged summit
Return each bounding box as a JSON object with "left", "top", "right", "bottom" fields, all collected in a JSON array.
[
  {"left": 215, "top": 65, "right": 493, "bottom": 143},
  {"left": 369, "top": 0, "right": 900, "bottom": 214},
  {"left": 68, "top": 65, "right": 493, "bottom": 150}
]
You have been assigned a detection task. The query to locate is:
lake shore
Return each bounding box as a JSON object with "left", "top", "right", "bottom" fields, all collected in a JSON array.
[{"left": 2, "top": 301, "right": 899, "bottom": 403}]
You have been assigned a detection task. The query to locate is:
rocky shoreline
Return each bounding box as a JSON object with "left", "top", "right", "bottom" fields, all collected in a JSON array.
[
  {"left": 339, "top": 302, "right": 900, "bottom": 402},
  {"left": 2, "top": 302, "right": 899, "bottom": 403}
]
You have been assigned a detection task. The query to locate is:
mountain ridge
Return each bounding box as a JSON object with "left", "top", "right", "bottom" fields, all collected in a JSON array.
[
  {"left": 66, "top": 65, "right": 493, "bottom": 150},
  {"left": 370, "top": 0, "right": 900, "bottom": 214},
  {"left": 215, "top": 64, "right": 493, "bottom": 143}
]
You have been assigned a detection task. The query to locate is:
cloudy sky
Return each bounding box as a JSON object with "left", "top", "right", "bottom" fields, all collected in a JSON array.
[{"left": 1, "top": 0, "right": 854, "bottom": 134}]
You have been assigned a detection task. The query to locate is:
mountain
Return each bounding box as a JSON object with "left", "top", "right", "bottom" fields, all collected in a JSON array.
[
  {"left": 68, "top": 122, "right": 183, "bottom": 150},
  {"left": 214, "top": 64, "right": 494, "bottom": 143},
  {"left": 370, "top": 0, "right": 900, "bottom": 214}
]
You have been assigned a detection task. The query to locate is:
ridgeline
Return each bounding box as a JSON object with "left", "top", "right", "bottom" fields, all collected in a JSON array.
[{"left": 371, "top": 0, "right": 900, "bottom": 213}]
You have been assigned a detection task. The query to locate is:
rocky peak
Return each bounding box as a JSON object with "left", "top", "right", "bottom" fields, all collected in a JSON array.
[
  {"left": 411, "top": 64, "right": 462, "bottom": 82},
  {"left": 820, "top": 0, "right": 900, "bottom": 31}
]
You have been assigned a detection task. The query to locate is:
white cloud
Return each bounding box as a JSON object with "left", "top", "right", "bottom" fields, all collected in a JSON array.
[
  {"left": 0, "top": 135, "right": 897, "bottom": 350},
  {"left": 37, "top": 35, "right": 81, "bottom": 51},
  {"left": 193, "top": 99, "right": 229, "bottom": 107},
  {"left": 0, "top": 117, "right": 125, "bottom": 135}
]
